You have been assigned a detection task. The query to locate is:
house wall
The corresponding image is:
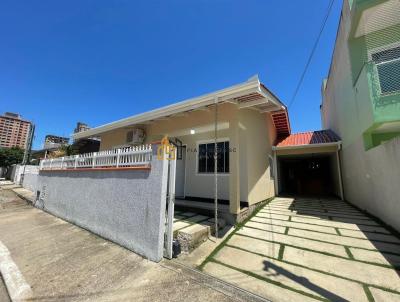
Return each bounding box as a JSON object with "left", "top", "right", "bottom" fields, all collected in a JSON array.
[
  {"left": 321, "top": 1, "right": 400, "bottom": 230},
  {"left": 341, "top": 136, "right": 400, "bottom": 230},
  {"left": 145, "top": 103, "right": 236, "bottom": 201},
  {"left": 97, "top": 103, "right": 277, "bottom": 210},
  {"left": 35, "top": 147, "right": 169, "bottom": 262},
  {"left": 239, "top": 109, "right": 276, "bottom": 205},
  {"left": 174, "top": 130, "right": 230, "bottom": 200}
]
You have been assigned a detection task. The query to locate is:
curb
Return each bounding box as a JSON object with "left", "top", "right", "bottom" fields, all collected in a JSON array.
[
  {"left": 11, "top": 189, "right": 35, "bottom": 205},
  {"left": 162, "top": 260, "right": 272, "bottom": 302},
  {"left": 0, "top": 242, "right": 32, "bottom": 302}
]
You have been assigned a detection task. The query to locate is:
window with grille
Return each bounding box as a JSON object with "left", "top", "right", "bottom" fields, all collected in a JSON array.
[
  {"left": 198, "top": 141, "right": 229, "bottom": 174},
  {"left": 371, "top": 45, "right": 400, "bottom": 95}
]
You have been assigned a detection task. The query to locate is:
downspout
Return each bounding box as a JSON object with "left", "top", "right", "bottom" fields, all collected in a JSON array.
[{"left": 336, "top": 143, "right": 344, "bottom": 200}]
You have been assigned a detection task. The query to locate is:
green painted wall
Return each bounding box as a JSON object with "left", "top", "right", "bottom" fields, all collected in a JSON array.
[{"left": 323, "top": 0, "right": 400, "bottom": 150}]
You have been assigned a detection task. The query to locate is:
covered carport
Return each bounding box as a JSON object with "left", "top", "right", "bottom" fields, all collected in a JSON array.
[{"left": 272, "top": 130, "right": 343, "bottom": 199}]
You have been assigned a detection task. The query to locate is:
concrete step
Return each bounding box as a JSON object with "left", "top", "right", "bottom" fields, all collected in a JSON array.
[{"left": 176, "top": 218, "right": 226, "bottom": 254}]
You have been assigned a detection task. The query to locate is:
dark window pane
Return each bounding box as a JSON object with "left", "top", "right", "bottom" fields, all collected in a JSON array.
[
  {"left": 372, "top": 46, "right": 400, "bottom": 63},
  {"left": 377, "top": 60, "right": 400, "bottom": 94},
  {"left": 217, "top": 142, "right": 224, "bottom": 173},
  {"left": 126, "top": 131, "right": 133, "bottom": 143},
  {"left": 224, "top": 141, "right": 229, "bottom": 173},
  {"left": 206, "top": 143, "right": 215, "bottom": 173},
  {"left": 198, "top": 144, "right": 206, "bottom": 173}
]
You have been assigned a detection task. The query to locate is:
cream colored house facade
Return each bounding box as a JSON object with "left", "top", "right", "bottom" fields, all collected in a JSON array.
[{"left": 73, "top": 77, "right": 290, "bottom": 221}]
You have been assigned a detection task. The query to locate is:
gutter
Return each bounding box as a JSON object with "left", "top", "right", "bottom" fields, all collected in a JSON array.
[{"left": 272, "top": 141, "right": 342, "bottom": 151}]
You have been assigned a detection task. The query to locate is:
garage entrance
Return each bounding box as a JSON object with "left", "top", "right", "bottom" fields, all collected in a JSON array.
[
  {"left": 278, "top": 153, "right": 338, "bottom": 197},
  {"left": 273, "top": 130, "right": 343, "bottom": 199}
]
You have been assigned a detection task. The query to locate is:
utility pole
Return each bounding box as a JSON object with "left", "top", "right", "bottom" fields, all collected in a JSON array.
[
  {"left": 20, "top": 123, "right": 35, "bottom": 185},
  {"left": 214, "top": 97, "right": 218, "bottom": 240}
]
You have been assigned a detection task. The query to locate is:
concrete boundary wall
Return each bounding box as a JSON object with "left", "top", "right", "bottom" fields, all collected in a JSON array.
[
  {"left": 36, "top": 147, "right": 169, "bottom": 262},
  {"left": 21, "top": 166, "right": 39, "bottom": 192},
  {"left": 6, "top": 165, "right": 21, "bottom": 183},
  {"left": 342, "top": 136, "right": 400, "bottom": 231}
]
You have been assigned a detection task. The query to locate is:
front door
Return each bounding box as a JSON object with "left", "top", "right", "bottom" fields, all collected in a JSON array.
[{"left": 175, "top": 146, "right": 186, "bottom": 198}]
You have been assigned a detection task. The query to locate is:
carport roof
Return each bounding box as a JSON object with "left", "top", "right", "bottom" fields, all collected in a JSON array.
[{"left": 275, "top": 130, "right": 341, "bottom": 148}]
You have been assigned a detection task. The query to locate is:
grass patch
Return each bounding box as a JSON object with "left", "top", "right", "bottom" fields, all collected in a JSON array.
[
  {"left": 234, "top": 232, "right": 398, "bottom": 270},
  {"left": 343, "top": 200, "right": 400, "bottom": 242},
  {"left": 250, "top": 217, "right": 396, "bottom": 243},
  {"left": 363, "top": 285, "right": 375, "bottom": 302},
  {"left": 198, "top": 197, "right": 274, "bottom": 271},
  {"left": 210, "top": 259, "right": 328, "bottom": 302},
  {"left": 263, "top": 208, "right": 370, "bottom": 221},
  {"left": 345, "top": 247, "right": 354, "bottom": 259},
  {"left": 278, "top": 244, "right": 285, "bottom": 260},
  {"left": 259, "top": 216, "right": 391, "bottom": 235},
  {"left": 242, "top": 224, "right": 388, "bottom": 252},
  {"left": 221, "top": 243, "right": 400, "bottom": 295}
]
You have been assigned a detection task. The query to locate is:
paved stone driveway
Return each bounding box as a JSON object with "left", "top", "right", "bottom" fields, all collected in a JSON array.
[{"left": 202, "top": 197, "right": 400, "bottom": 302}]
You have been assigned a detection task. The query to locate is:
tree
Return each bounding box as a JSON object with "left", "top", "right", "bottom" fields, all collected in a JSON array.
[
  {"left": 48, "top": 144, "right": 78, "bottom": 158},
  {"left": 0, "top": 147, "right": 24, "bottom": 167}
]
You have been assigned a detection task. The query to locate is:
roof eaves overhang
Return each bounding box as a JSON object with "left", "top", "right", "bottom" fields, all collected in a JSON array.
[
  {"left": 272, "top": 141, "right": 342, "bottom": 151},
  {"left": 72, "top": 77, "right": 284, "bottom": 140}
]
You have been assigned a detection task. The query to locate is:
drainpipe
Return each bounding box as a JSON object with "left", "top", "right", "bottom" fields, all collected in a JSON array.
[{"left": 336, "top": 144, "right": 344, "bottom": 200}]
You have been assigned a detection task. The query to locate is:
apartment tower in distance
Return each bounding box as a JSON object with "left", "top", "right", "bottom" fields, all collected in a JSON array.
[{"left": 0, "top": 112, "right": 32, "bottom": 149}]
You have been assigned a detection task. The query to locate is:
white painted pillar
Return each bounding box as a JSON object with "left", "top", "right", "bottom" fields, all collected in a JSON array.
[
  {"left": 273, "top": 151, "right": 279, "bottom": 196},
  {"left": 336, "top": 147, "right": 344, "bottom": 200}
]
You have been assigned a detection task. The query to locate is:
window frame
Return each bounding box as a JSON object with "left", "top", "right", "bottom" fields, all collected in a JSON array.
[
  {"left": 368, "top": 42, "right": 400, "bottom": 95},
  {"left": 196, "top": 138, "right": 230, "bottom": 176},
  {"left": 368, "top": 41, "right": 400, "bottom": 62}
]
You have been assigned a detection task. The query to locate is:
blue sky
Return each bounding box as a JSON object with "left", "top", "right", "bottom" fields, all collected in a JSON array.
[{"left": 0, "top": 1, "right": 342, "bottom": 149}]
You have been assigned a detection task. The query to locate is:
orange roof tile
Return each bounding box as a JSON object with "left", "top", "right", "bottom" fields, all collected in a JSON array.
[{"left": 275, "top": 130, "right": 340, "bottom": 147}]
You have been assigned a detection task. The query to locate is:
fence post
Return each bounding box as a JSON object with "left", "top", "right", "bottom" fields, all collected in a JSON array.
[
  {"left": 61, "top": 157, "right": 65, "bottom": 169},
  {"left": 116, "top": 149, "right": 121, "bottom": 167},
  {"left": 92, "top": 152, "right": 97, "bottom": 168},
  {"left": 74, "top": 155, "right": 78, "bottom": 169},
  {"left": 50, "top": 159, "right": 53, "bottom": 169}
]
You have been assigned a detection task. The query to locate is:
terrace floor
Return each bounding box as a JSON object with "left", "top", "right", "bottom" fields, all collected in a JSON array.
[{"left": 201, "top": 197, "right": 400, "bottom": 302}]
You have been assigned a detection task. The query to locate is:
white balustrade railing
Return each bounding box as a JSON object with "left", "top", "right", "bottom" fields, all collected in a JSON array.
[{"left": 39, "top": 145, "right": 152, "bottom": 170}]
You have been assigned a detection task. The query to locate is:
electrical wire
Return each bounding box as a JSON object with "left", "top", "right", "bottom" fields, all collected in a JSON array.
[{"left": 288, "top": 0, "right": 336, "bottom": 109}]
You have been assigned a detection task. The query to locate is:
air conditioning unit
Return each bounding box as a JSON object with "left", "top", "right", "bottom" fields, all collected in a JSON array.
[{"left": 126, "top": 128, "right": 146, "bottom": 145}]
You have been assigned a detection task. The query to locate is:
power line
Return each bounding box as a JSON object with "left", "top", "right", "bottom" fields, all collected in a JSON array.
[{"left": 288, "top": 0, "right": 336, "bottom": 109}]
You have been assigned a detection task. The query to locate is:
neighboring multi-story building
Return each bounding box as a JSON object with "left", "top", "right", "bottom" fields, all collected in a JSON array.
[
  {"left": 321, "top": 0, "right": 400, "bottom": 229},
  {"left": 43, "top": 135, "right": 69, "bottom": 150},
  {"left": 0, "top": 112, "right": 32, "bottom": 149},
  {"left": 74, "top": 122, "right": 90, "bottom": 134}
]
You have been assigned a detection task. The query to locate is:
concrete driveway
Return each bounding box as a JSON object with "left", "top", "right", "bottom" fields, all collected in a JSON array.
[
  {"left": 201, "top": 197, "right": 400, "bottom": 302},
  {"left": 0, "top": 188, "right": 266, "bottom": 302}
]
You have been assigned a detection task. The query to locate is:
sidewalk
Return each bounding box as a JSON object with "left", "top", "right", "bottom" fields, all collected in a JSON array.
[{"left": 0, "top": 187, "right": 264, "bottom": 302}]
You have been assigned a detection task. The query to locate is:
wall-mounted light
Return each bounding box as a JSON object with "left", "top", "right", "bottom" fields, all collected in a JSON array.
[{"left": 190, "top": 129, "right": 195, "bottom": 135}]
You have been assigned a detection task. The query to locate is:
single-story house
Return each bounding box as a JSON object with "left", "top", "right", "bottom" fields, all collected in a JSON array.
[
  {"left": 72, "top": 76, "right": 290, "bottom": 222},
  {"left": 72, "top": 76, "right": 343, "bottom": 223}
]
